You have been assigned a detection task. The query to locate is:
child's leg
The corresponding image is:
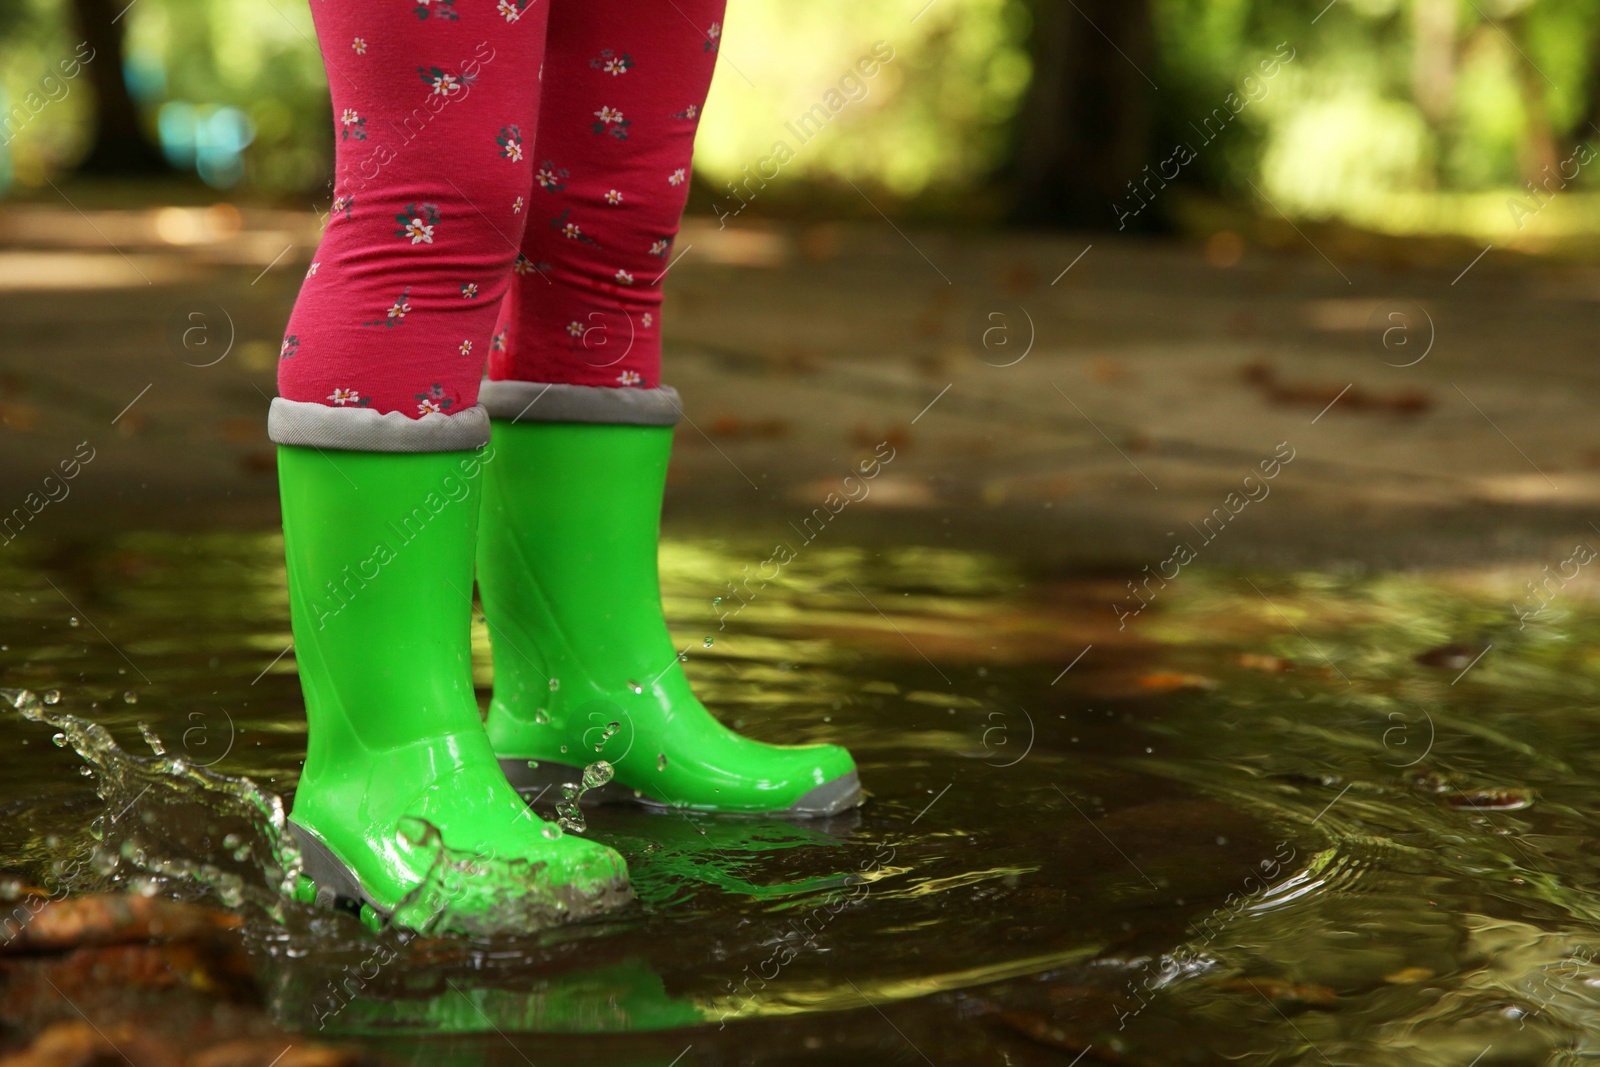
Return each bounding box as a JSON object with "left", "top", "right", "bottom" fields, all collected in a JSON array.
[
  {"left": 474, "top": 0, "right": 861, "bottom": 817},
  {"left": 277, "top": 0, "right": 544, "bottom": 422},
  {"left": 484, "top": 0, "right": 721, "bottom": 393},
  {"left": 268, "top": 0, "right": 629, "bottom": 930}
]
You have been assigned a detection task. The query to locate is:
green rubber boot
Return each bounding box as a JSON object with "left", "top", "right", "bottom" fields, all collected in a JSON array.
[
  {"left": 475, "top": 414, "right": 861, "bottom": 816},
  {"left": 277, "top": 444, "right": 631, "bottom": 934}
]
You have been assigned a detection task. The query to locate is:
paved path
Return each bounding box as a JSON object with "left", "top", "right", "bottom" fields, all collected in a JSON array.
[{"left": 1, "top": 198, "right": 1597, "bottom": 570}]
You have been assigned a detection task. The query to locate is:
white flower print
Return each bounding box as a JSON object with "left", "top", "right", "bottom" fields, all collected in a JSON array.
[
  {"left": 514, "top": 254, "right": 535, "bottom": 275},
  {"left": 649, "top": 238, "right": 669, "bottom": 255},
  {"left": 594, "top": 105, "right": 624, "bottom": 126},
  {"left": 404, "top": 217, "right": 433, "bottom": 244},
  {"left": 428, "top": 72, "right": 460, "bottom": 97},
  {"left": 460, "top": 282, "right": 478, "bottom": 298},
  {"left": 418, "top": 398, "right": 445, "bottom": 415},
  {"left": 668, "top": 168, "right": 686, "bottom": 186},
  {"left": 496, "top": 0, "right": 521, "bottom": 20},
  {"left": 708, "top": 22, "right": 721, "bottom": 40},
  {"left": 306, "top": 262, "right": 319, "bottom": 277},
  {"left": 352, "top": 37, "right": 367, "bottom": 54},
  {"left": 328, "top": 387, "right": 362, "bottom": 405},
  {"left": 497, "top": 125, "right": 524, "bottom": 162},
  {"left": 387, "top": 297, "right": 412, "bottom": 322},
  {"left": 617, "top": 370, "right": 642, "bottom": 386},
  {"left": 459, "top": 340, "right": 473, "bottom": 356},
  {"left": 566, "top": 321, "right": 585, "bottom": 337},
  {"left": 614, "top": 269, "right": 634, "bottom": 285},
  {"left": 641, "top": 312, "right": 653, "bottom": 327},
  {"left": 605, "top": 189, "right": 623, "bottom": 205},
  {"left": 603, "top": 56, "right": 629, "bottom": 76},
  {"left": 537, "top": 164, "right": 567, "bottom": 191},
  {"left": 562, "top": 221, "right": 583, "bottom": 240},
  {"left": 512, "top": 196, "right": 524, "bottom": 214}
]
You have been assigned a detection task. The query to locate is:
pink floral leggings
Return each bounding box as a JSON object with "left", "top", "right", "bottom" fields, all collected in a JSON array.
[{"left": 277, "top": 0, "right": 726, "bottom": 421}]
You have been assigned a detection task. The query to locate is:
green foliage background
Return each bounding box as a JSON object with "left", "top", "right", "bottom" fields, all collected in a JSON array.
[{"left": 4, "top": 0, "right": 1600, "bottom": 237}]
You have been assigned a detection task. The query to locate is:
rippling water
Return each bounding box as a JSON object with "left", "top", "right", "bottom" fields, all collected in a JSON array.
[{"left": 3, "top": 529, "right": 1599, "bottom": 1064}]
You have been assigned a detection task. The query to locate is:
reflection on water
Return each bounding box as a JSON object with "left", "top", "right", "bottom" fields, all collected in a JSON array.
[{"left": 6, "top": 531, "right": 1600, "bottom": 1062}]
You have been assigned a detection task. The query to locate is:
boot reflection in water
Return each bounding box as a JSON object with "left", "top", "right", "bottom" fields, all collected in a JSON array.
[{"left": 270, "top": 0, "right": 860, "bottom": 934}]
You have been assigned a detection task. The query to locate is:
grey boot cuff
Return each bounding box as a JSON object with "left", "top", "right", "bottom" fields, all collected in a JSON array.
[
  {"left": 478, "top": 381, "right": 682, "bottom": 426},
  {"left": 267, "top": 398, "right": 491, "bottom": 452}
]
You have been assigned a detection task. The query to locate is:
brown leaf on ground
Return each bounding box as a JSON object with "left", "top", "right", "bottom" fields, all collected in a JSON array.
[
  {"left": 18, "top": 940, "right": 258, "bottom": 1002},
  {"left": 849, "top": 424, "right": 911, "bottom": 452},
  {"left": 1, "top": 896, "right": 242, "bottom": 954},
  {"left": 706, "top": 416, "right": 790, "bottom": 439},
  {"left": 189, "top": 1040, "right": 372, "bottom": 1067},
  {"left": 1135, "top": 671, "right": 1217, "bottom": 691},
  {"left": 0, "top": 1020, "right": 182, "bottom": 1067},
  {"left": 1216, "top": 976, "right": 1340, "bottom": 1007},
  {"left": 1237, "top": 653, "right": 1293, "bottom": 673},
  {"left": 1239, "top": 363, "right": 1432, "bottom": 416},
  {"left": 1383, "top": 966, "right": 1434, "bottom": 983}
]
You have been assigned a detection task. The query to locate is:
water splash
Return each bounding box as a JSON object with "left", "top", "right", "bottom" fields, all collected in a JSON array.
[
  {"left": 554, "top": 760, "right": 615, "bottom": 834},
  {"left": 1, "top": 688, "right": 302, "bottom": 915}
]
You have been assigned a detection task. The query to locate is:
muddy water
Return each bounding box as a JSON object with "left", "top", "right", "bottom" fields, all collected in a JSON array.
[{"left": 1, "top": 529, "right": 1597, "bottom": 1065}]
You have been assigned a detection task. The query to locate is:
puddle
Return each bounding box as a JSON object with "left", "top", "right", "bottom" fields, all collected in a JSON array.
[{"left": 3, "top": 530, "right": 1599, "bottom": 1063}]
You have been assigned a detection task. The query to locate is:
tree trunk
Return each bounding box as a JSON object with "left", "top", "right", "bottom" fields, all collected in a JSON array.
[
  {"left": 69, "top": 0, "right": 170, "bottom": 176},
  {"left": 1006, "top": 0, "right": 1158, "bottom": 230}
]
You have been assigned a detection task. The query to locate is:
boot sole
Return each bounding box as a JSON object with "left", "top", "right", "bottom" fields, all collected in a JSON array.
[
  {"left": 498, "top": 759, "right": 863, "bottom": 817},
  {"left": 286, "top": 818, "right": 633, "bottom": 933},
  {"left": 288, "top": 819, "right": 390, "bottom": 925}
]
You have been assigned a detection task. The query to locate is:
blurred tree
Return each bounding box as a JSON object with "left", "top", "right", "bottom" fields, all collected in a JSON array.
[
  {"left": 71, "top": 0, "right": 169, "bottom": 174},
  {"left": 1004, "top": 0, "right": 1158, "bottom": 230}
]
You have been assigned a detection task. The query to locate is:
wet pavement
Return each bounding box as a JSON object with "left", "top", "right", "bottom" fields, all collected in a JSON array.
[{"left": 3, "top": 197, "right": 1600, "bottom": 1065}]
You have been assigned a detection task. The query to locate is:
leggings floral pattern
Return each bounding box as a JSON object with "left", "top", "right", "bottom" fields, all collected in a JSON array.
[{"left": 278, "top": 0, "right": 727, "bottom": 418}]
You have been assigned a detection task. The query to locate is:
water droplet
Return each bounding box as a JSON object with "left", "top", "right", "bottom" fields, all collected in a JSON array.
[
  {"left": 703, "top": 637, "right": 714, "bottom": 648},
  {"left": 627, "top": 680, "right": 643, "bottom": 695},
  {"left": 223, "top": 833, "right": 242, "bottom": 850},
  {"left": 559, "top": 744, "right": 568, "bottom": 754},
  {"left": 657, "top": 753, "right": 668, "bottom": 771},
  {"left": 68, "top": 617, "right": 80, "bottom": 628},
  {"left": 90, "top": 848, "right": 118, "bottom": 876},
  {"left": 548, "top": 678, "right": 560, "bottom": 692},
  {"left": 541, "top": 824, "right": 561, "bottom": 840},
  {"left": 122, "top": 691, "right": 137, "bottom": 704},
  {"left": 712, "top": 597, "right": 722, "bottom": 606},
  {"left": 678, "top": 651, "right": 688, "bottom": 662},
  {"left": 533, "top": 708, "right": 550, "bottom": 725},
  {"left": 51, "top": 732, "right": 66, "bottom": 748},
  {"left": 43, "top": 691, "right": 60, "bottom": 706},
  {"left": 137, "top": 723, "right": 165, "bottom": 756},
  {"left": 525, "top": 759, "right": 539, "bottom": 770},
  {"left": 79, "top": 766, "right": 93, "bottom": 777},
  {"left": 557, "top": 810, "right": 586, "bottom": 833},
  {"left": 582, "top": 760, "right": 614, "bottom": 790}
]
